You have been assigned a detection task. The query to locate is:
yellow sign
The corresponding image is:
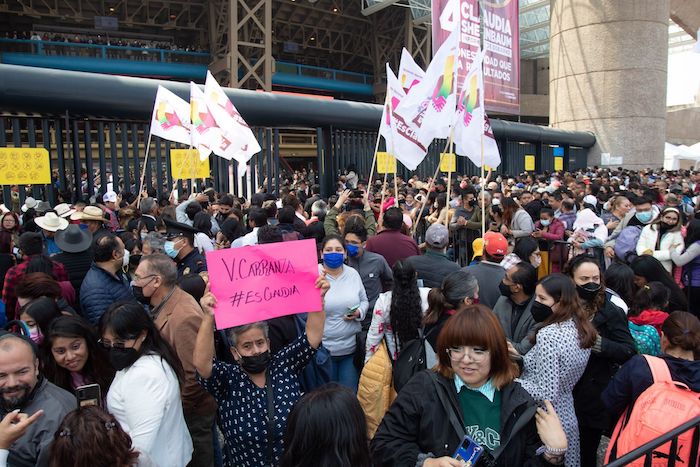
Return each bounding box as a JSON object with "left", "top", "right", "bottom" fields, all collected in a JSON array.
[
  {"left": 439, "top": 153, "right": 457, "bottom": 173},
  {"left": 525, "top": 155, "right": 535, "bottom": 171},
  {"left": 170, "top": 149, "right": 210, "bottom": 179},
  {"left": 376, "top": 152, "right": 397, "bottom": 174},
  {"left": 0, "top": 148, "right": 51, "bottom": 185},
  {"left": 554, "top": 157, "right": 563, "bottom": 171}
]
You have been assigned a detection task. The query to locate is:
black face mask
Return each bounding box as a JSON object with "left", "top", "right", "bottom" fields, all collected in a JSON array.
[
  {"left": 468, "top": 199, "right": 477, "bottom": 207},
  {"left": 576, "top": 282, "right": 601, "bottom": 302},
  {"left": 530, "top": 301, "right": 554, "bottom": 323},
  {"left": 131, "top": 285, "right": 150, "bottom": 306},
  {"left": 109, "top": 347, "right": 140, "bottom": 371},
  {"left": 238, "top": 351, "right": 271, "bottom": 374},
  {"left": 498, "top": 281, "right": 513, "bottom": 299}
]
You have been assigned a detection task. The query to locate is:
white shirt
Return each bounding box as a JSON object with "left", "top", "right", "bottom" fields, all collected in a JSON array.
[
  {"left": 194, "top": 232, "right": 214, "bottom": 254},
  {"left": 107, "top": 354, "right": 193, "bottom": 467},
  {"left": 231, "top": 227, "right": 259, "bottom": 248}
]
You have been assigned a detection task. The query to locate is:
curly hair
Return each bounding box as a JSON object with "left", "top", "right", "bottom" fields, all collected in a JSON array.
[
  {"left": 388, "top": 261, "right": 423, "bottom": 349},
  {"left": 49, "top": 406, "right": 140, "bottom": 467}
]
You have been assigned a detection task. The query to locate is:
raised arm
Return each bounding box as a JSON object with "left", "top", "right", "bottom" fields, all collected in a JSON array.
[
  {"left": 194, "top": 285, "right": 217, "bottom": 379},
  {"left": 306, "top": 274, "right": 330, "bottom": 349}
]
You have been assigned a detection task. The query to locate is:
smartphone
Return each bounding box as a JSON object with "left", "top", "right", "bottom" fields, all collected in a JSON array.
[
  {"left": 345, "top": 305, "right": 360, "bottom": 317},
  {"left": 76, "top": 383, "right": 101, "bottom": 408},
  {"left": 453, "top": 434, "right": 484, "bottom": 466}
]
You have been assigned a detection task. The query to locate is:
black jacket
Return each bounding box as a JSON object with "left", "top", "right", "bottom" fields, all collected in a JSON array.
[
  {"left": 371, "top": 370, "right": 554, "bottom": 467},
  {"left": 53, "top": 250, "right": 93, "bottom": 299},
  {"left": 406, "top": 250, "right": 461, "bottom": 289},
  {"left": 573, "top": 297, "right": 636, "bottom": 431},
  {"left": 602, "top": 354, "right": 700, "bottom": 423}
]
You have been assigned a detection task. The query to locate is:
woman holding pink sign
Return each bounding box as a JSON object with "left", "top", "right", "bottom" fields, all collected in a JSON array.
[
  {"left": 319, "top": 234, "right": 369, "bottom": 392},
  {"left": 194, "top": 275, "right": 329, "bottom": 467}
]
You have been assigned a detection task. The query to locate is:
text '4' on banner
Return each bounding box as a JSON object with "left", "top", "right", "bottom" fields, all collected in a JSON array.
[{"left": 205, "top": 239, "right": 323, "bottom": 329}]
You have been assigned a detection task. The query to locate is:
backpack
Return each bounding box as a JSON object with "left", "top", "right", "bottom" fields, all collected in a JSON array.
[
  {"left": 613, "top": 225, "right": 643, "bottom": 263},
  {"left": 293, "top": 314, "right": 333, "bottom": 393},
  {"left": 392, "top": 327, "right": 437, "bottom": 392},
  {"left": 605, "top": 355, "right": 700, "bottom": 466},
  {"left": 627, "top": 322, "right": 661, "bottom": 356}
]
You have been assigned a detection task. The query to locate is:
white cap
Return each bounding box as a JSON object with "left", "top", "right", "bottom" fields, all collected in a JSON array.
[{"left": 103, "top": 191, "right": 118, "bottom": 203}]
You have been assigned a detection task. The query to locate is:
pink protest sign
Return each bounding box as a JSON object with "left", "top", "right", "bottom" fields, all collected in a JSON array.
[{"left": 205, "top": 239, "right": 322, "bottom": 329}]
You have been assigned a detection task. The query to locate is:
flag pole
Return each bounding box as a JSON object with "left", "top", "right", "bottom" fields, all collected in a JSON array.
[
  {"left": 481, "top": 135, "right": 485, "bottom": 238},
  {"left": 444, "top": 134, "right": 455, "bottom": 228},
  {"left": 366, "top": 91, "right": 390, "bottom": 204},
  {"left": 394, "top": 170, "right": 399, "bottom": 208},
  {"left": 379, "top": 169, "right": 389, "bottom": 229},
  {"left": 412, "top": 134, "right": 453, "bottom": 236},
  {"left": 137, "top": 132, "right": 153, "bottom": 209}
]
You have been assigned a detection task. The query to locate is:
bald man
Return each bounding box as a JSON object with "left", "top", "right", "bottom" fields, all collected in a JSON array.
[{"left": 0, "top": 335, "right": 75, "bottom": 466}]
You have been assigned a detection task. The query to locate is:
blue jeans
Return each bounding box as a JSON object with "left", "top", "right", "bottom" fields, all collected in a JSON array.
[{"left": 331, "top": 354, "right": 358, "bottom": 392}]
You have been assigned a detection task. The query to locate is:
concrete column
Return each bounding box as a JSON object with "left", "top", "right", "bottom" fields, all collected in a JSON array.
[{"left": 549, "top": 0, "right": 669, "bottom": 168}]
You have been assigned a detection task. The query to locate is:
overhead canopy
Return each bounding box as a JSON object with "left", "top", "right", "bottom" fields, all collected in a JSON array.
[{"left": 664, "top": 142, "right": 700, "bottom": 169}]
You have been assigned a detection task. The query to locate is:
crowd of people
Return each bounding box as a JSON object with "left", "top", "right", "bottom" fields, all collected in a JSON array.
[
  {"left": 3, "top": 31, "right": 206, "bottom": 54},
  {"left": 0, "top": 163, "right": 697, "bottom": 466}
]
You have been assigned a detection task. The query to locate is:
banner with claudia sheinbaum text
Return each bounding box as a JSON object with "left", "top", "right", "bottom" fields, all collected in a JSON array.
[{"left": 431, "top": 0, "right": 519, "bottom": 115}]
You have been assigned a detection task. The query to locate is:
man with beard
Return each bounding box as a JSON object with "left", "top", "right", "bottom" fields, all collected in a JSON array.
[{"left": 0, "top": 334, "right": 75, "bottom": 466}]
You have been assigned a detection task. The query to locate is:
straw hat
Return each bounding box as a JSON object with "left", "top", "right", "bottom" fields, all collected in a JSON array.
[
  {"left": 34, "top": 212, "right": 69, "bottom": 232},
  {"left": 54, "top": 203, "right": 76, "bottom": 219},
  {"left": 70, "top": 205, "right": 105, "bottom": 222}
]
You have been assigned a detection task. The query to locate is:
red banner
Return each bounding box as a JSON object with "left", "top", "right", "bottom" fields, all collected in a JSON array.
[{"left": 431, "top": 0, "right": 519, "bottom": 115}]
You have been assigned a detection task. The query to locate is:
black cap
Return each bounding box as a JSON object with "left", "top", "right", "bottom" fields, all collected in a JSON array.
[{"left": 163, "top": 218, "right": 198, "bottom": 239}]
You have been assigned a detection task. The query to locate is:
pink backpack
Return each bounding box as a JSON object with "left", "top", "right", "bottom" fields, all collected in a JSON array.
[{"left": 605, "top": 355, "right": 700, "bottom": 466}]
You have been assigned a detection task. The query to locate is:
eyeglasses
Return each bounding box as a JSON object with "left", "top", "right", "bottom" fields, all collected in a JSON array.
[
  {"left": 98, "top": 336, "right": 138, "bottom": 350},
  {"left": 133, "top": 273, "right": 156, "bottom": 283},
  {"left": 446, "top": 346, "right": 490, "bottom": 362}
]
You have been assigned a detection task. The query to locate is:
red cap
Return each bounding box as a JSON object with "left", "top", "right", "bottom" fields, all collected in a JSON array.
[{"left": 484, "top": 231, "right": 508, "bottom": 257}]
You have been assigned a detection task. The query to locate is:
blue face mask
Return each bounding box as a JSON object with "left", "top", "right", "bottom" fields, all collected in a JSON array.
[
  {"left": 635, "top": 211, "right": 653, "bottom": 224},
  {"left": 346, "top": 244, "right": 360, "bottom": 258},
  {"left": 163, "top": 240, "right": 181, "bottom": 259},
  {"left": 323, "top": 252, "right": 345, "bottom": 269},
  {"left": 540, "top": 219, "right": 551, "bottom": 227}
]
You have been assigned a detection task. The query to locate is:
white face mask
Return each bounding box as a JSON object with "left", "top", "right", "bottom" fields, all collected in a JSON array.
[
  {"left": 122, "top": 250, "right": 130, "bottom": 268},
  {"left": 531, "top": 254, "right": 542, "bottom": 269}
]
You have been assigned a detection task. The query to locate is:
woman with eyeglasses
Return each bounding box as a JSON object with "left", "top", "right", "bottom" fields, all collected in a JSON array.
[
  {"left": 371, "top": 304, "right": 569, "bottom": 467},
  {"left": 98, "top": 300, "right": 193, "bottom": 467}
]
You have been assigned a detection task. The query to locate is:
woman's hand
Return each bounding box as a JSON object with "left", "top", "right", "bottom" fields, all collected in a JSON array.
[
  {"left": 343, "top": 310, "right": 361, "bottom": 321},
  {"left": 315, "top": 273, "right": 330, "bottom": 301},
  {"left": 535, "top": 400, "right": 568, "bottom": 451},
  {"left": 507, "top": 341, "right": 520, "bottom": 358},
  {"left": 423, "top": 457, "right": 465, "bottom": 467},
  {"left": 199, "top": 283, "right": 217, "bottom": 317}
]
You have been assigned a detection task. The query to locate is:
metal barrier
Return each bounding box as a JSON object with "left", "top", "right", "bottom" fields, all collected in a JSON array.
[
  {"left": 0, "top": 115, "right": 317, "bottom": 207},
  {"left": 450, "top": 227, "right": 480, "bottom": 267},
  {"left": 604, "top": 415, "right": 700, "bottom": 467}
]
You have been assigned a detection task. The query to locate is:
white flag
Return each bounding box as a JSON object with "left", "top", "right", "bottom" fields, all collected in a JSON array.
[
  {"left": 394, "top": 27, "right": 458, "bottom": 141},
  {"left": 483, "top": 116, "right": 501, "bottom": 169},
  {"left": 204, "top": 71, "right": 261, "bottom": 170},
  {"left": 381, "top": 64, "right": 431, "bottom": 171},
  {"left": 149, "top": 86, "right": 191, "bottom": 146},
  {"left": 189, "top": 82, "right": 222, "bottom": 161},
  {"left": 454, "top": 50, "right": 501, "bottom": 168},
  {"left": 398, "top": 48, "right": 425, "bottom": 94},
  {"left": 454, "top": 50, "right": 485, "bottom": 167}
]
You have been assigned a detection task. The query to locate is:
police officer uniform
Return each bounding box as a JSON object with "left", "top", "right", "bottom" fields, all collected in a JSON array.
[{"left": 164, "top": 219, "right": 208, "bottom": 276}]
